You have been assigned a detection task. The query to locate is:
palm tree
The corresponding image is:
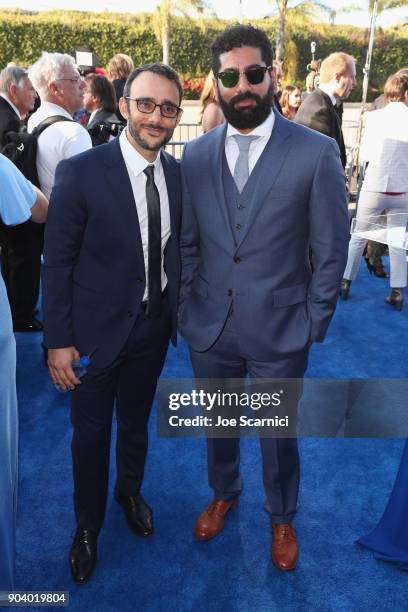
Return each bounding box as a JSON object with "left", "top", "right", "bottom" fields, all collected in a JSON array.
[
  {"left": 154, "top": 0, "right": 209, "bottom": 64},
  {"left": 330, "top": 0, "right": 407, "bottom": 23},
  {"left": 269, "top": 1, "right": 333, "bottom": 62},
  {"left": 367, "top": 0, "right": 407, "bottom": 12}
]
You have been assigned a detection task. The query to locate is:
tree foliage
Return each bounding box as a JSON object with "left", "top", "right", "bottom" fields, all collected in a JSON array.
[
  {"left": 269, "top": 1, "right": 333, "bottom": 61},
  {"left": 153, "top": 0, "right": 209, "bottom": 64},
  {"left": 0, "top": 9, "right": 406, "bottom": 101},
  {"left": 368, "top": 0, "right": 407, "bottom": 12}
]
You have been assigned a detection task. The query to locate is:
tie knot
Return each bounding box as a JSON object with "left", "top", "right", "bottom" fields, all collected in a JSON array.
[
  {"left": 233, "top": 134, "right": 259, "bottom": 152},
  {"left": 144, "top": 165, "right": 155, "bottom": 180}
]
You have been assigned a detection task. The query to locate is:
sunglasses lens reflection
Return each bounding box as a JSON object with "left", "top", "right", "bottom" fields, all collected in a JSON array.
[
  {"left": 219, "top": 71, "right": 239, "bottom": 88},
  {"left": 246, "top": 68, "right": 266, "bottom": 85},
  {"left": 218, "top": 67, "right": 267, "bottom": 88}
]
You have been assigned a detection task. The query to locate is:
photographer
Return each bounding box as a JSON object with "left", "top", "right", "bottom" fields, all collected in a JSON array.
[{"left": 83, "top": 74, "right": 123, "bottom": 146}]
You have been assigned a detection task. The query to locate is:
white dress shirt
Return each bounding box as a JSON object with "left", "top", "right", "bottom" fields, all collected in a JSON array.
[
  {"left": 317, "top": 84, "right": 337, "bottom": 106},
  {"left": 87, "top": 108, "right": 101, "bottom": 125},
  {"left": 27, "top": 101, "right": 92, "bottom": 198},
  {"left": 119, "top": 128, "right": 171, "bottom": 301},
  {"left": 225, "top": 111, "right": 275, "bottom": 178},
  {"left": 0, "top": 93, "right": 21, "bottom": 118}
]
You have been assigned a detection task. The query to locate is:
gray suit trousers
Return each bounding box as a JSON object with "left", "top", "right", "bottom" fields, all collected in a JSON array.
[{"left": 189, "top": 309, "right": 309, "bottom": 523}]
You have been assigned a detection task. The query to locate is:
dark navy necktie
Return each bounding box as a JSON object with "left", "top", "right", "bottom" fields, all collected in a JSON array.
[{"left": 143, "top": 165, "right": 162, "bottom": 317}]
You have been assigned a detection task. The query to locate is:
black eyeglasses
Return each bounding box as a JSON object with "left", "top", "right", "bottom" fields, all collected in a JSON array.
[
  {"left": 216, "top": 66, "right": 271, "bottom": 88},
  {"left": 125, "top": 97, "right": 181, "bottom": 118}
]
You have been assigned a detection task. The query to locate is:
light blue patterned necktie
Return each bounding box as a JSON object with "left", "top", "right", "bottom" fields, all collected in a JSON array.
[{"left": 232, "top": 134, "right": 259, "bottom": 193}]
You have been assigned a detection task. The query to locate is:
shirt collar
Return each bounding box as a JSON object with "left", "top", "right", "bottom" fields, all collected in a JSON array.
[
  {"left": 0, "top": 93, "right": 21, "bottom": 119},
  {"left": 318, "top": 84, "right": 337, "bottom": 106},
  {"left": 119, "top": 128, "right": 161, "bottom": 177},
  {"left": 226, "top": 110, "right": 275, "bottom": 140},
  {"left": 88, "top": 108, "right": 101, "bottom": 124},
  {"left": 39, "top": 100, "right": 73, "bottom": 119}
]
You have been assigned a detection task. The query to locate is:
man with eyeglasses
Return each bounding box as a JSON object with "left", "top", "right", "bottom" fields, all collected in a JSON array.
[
  {"left": 179, "top": 25, "right": 349, "bottom": 570},
  {"left": 42, "top": 63, "right": 183, "bottom": 583},
  {"left": 27, "top": 52, "right": 92, "bottom": 200}
]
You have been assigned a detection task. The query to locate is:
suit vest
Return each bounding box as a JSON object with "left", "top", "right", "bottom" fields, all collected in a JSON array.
[{"left": 222, "top": 150, "right": 258, "bottom": 246}]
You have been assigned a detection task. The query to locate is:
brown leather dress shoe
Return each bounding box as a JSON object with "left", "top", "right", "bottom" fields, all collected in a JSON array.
[
  {"left": 194, "top": 498, "right": 238, "bottom": 541},
  {"left": 271, "top": 523, "right": 298, "bottom": 571}
]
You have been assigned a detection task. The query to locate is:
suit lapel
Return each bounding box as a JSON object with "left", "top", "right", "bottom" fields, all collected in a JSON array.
[
  {"left": 88, "top": 109, "right": 104, "bottom": 128},
  {"left": 210, "top": 124, "right": 237, "bottom": 248},
  {"left": 161, "top": 150, "right": 180, "bottom": 241},
  {"left": 0, "top": 96, "right": 18, "bottom": 118},
  {"left": 103, "top": 138, "right": 145, "bottom": 266},
  {"left": 319, "top": 91, "right": 345, "bottom": 164},
  {"left": 235, "top": 110, "right": 293, "bottom": 250}
]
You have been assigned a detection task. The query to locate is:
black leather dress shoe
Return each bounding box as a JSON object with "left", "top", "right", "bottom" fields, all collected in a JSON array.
[
  {"left": 114, "top": 489, "right": 153, "bottom": 537},
  {"left": 69, "top": 528, "right": 97, "bottom": 584},
  {"left": 13, "top": 318, "right": 43, "bottom": 332}
]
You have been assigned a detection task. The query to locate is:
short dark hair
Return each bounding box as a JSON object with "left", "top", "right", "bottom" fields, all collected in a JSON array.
[
  {"left": 211, "top": 24, "right": 273, "bottom": 74},
  {"left": 123, "top": 63, "right": 183, "bottom": 105},
  {"left": 86, "top": 74, "right": 117, "bottom": 114}
]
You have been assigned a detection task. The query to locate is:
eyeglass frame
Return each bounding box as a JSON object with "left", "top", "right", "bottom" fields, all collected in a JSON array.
[
  {"left": 215, "top": 65, "right": 272, "bottom": 88},
  {"left": 124, "top": 96, "right": 182, "bottom": 118},
  {"left": 55, "top": 76, "right": 84, "bottom": 84}
]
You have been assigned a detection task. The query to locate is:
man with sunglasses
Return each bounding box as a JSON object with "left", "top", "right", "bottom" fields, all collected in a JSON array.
[
  {"left": 179, "top": 25, "right": 349, "bottom": 570},
  {"left": 42, "top": 63, "right": 183, "bottom": 583}
]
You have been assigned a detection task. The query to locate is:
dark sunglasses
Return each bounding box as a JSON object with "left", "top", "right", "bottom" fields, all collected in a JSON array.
[{"left": 216, "top": 66, "right": 271, "bottom": 88}]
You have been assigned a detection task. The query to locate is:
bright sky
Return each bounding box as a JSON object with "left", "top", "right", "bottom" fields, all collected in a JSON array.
[{"left": 0, "top": 0, "right": 406, "bottom": 27}]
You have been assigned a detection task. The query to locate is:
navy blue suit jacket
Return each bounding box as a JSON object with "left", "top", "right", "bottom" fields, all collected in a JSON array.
[{"left": 42, "top": 138, "right": 181, "bottom": 368}]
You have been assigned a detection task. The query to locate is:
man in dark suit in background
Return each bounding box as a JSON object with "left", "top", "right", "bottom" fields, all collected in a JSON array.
[
  {"left": 83, "top": 73, "right": 122, "bottom": 146},
  {"left": 0, "top": 66, "right": 37, "bottom": 146},
  {"left": 295, "top": 52, "right": 357, "bottom": 169},
  {"left": 0, "top": 66, "right": 42, "bottom": 331},
  {"left": 43, "top": 63, "right": 183, "bottom": 583}
]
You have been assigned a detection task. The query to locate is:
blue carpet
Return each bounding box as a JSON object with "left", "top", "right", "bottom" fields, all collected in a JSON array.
[{"left": 14, "top": 258, "right": 408, "bottom": 611}]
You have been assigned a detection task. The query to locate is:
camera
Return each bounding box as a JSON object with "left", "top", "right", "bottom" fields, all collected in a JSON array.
[{"left": 88, "top": 121, "right": 124, "bottom": 147}]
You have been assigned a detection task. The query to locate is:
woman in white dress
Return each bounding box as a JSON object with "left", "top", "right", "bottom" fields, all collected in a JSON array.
[{"left": 0, "top": 153, "right": 47, "bottom": 589}]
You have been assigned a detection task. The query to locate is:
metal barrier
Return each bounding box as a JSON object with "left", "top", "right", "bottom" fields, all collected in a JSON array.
[
  {"left": 166, "top": 120, "right": 362, "bottom": 163},
  {"left": 342, "top": 120, "right": 359, "bottom": 149},
  {"left": 165, "top": 123, "right": 202, "bottom": 159},
  {"left": 164, "top": 141, "right": 186, "bottom": 159},
  {"left": 173, "top": 123, "right": 202, "bottom": 142}
]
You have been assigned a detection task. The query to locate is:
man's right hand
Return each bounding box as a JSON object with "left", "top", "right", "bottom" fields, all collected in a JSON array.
[{"left": 48, "top": 346, "right": 82, "bottom": 391}]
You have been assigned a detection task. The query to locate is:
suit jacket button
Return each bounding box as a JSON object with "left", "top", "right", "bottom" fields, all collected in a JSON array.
[
  {"left": 137, "top": 277, "right": 143, "bottom": 283},
  {"left": 233, "top": 256, "right": 241, "bottom": 263},
  {"left": 228, "top": 289, "right": 233, "bottom": 296},
  {"left": 127, "top": 310, "right": 134, "bottom": 317}
]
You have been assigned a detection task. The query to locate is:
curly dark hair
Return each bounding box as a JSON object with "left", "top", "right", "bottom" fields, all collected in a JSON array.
[{"left": 211, "top": 24, "right": 273, "bottom": 74}]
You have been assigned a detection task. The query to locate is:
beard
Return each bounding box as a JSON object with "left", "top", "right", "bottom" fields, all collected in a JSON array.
[
  {"left": 218, "top": 84, "right": 274, "bottom": 130},
  {"left": 128, "top": 119, "right": 174, "bottom": 152}
]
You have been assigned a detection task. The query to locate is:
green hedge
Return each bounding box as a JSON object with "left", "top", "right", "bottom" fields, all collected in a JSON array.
[{"left": 0, "top": 9, "right": 406, "bottom": 101}]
